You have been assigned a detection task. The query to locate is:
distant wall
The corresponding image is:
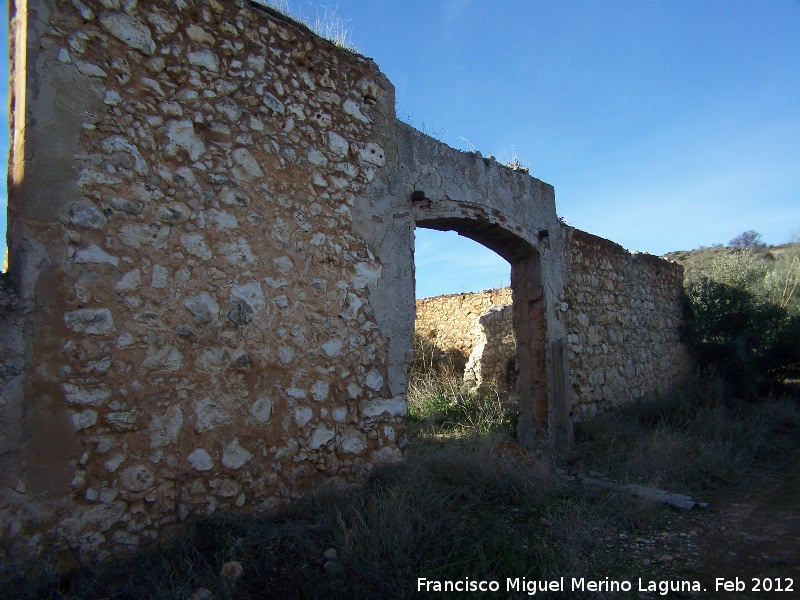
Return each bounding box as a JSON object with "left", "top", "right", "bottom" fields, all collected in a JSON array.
[
  {"left": 415, "top": 288, "right": 512, "bottom": 362},
  {"left": 561, "top": 226, "right": 689, "bottom": 419},
  {"left": 413, "top": 227, "right": 689, "bottom": 417},
  {"left": 463, "top": 303, "right": 517, "bottom": 393}
]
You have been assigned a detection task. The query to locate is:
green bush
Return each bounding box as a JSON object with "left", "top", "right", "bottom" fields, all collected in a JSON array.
[{"left": 683, "top": 249, "right": 800, "bottom": 394}]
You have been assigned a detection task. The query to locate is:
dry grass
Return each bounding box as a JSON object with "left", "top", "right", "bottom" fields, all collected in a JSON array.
[
  {"left": 568, "top": 373, "right": 800, "bottom": 495},
  {"left": 254, "top": 0, "right": 357, "bottom": 50}
]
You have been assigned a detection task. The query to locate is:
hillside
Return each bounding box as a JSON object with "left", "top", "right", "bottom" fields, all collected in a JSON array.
[{"left": 663, "top": 242, "right": 800, "bottom": 282}]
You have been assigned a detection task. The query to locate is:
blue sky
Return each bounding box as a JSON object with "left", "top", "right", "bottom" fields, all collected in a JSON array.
[{"left": 2, "top": 1, "right": 799, "bottom": 299}]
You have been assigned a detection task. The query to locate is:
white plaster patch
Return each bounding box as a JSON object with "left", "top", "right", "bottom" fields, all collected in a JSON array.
[
  {"left": 140, "top": 345, "right": 183, "bottom": 372},
  {"left": 365, "top": 369, "right": 384, "bottom": 391},
  {"left": 188, "top": 49, "right": 219, "bottom": 72},
  {"left": 207, "top": 209, "right": 238, "bottom": 229},
  {"left": 307, "top": 149, "right": 328, "bottom": 166},
  {"left": 63, "top": 383, "right": 111, "bottom": 406},
  {"left": 278, "top": 346, "right": 294, "bottom": 364},
  {"left": 186, "top": 23, "right": 215, "bottom": 45},
  {"left": 73, "top": 245, "right": 119, "bottom": 267},
  {"left": 104, "top": 411, "right": 138, "bottom": 431},
  {"left": 274, "top": 439, "right": 298, "bottom": 462},
  {"left": 148, "top": 406, "right": 183, "bottom": 449},
  {"left": 103, "top": 454, "right": 126, "bottom": 473},
  {"left": 351, "top": 262, "right": 382, "bottom": 289},
  {"left": 194, "top": 398, "right": 231, "bottom": 433},
  {"left": 343, "top": 99, "right": 369, "bottom": 123},
  {"left": 115, "top": 269, "right": 142, "bottom": 292},
  {"left": 222, "top": 437, "right": 253, "bottom": 470},
  {"left": 232, "top": 147, "right": 264, "bottom": 180},
  {"left": 338, "top": 426, "right": 367, "bottom": 455},
  {"left": 263, "top": 92, "right": 285, "bottom": 114},
  {"left": 264, "top": 277, "right": 288, "bottom": 288},
  {"left": 375, "top": 446, "right": 403, "bottom": 463},
  {"left": 151, "top": 264, "right": 168, "bottom": 288},
  {"left": 76, "top": 60, "right": 107, "bottom": 78},
  {"left": 119, "top": 464, "right": 155, "bottom": 492},
  {"left": 72, "top": 0, "right": 95, "bottom": 20},
  {"left": 327, "top": 131, "right": 349, "bottom": 158},
  {"left": 78, "top": 168, "right": 122, "bottom": 186},
  {"left": 360, "top": 396, "right": 407, "bottom": 417},
  {"left": 294, "top": 406, "right": 313, "bottom": 427},
  {"left": 187, "top": 448, "right": 214, "bottom": 471},
  {"left": 64, "top": 308, "right": 114, "bottom": 335},
  {"left": 231, "top": 281, "right": 265, "bottom": 313},
  {"left": 72, "top": 408, "right": 97, "bottom": 431},
  {"left": 120, "top": 223, "right": 170, "bottom": 249},
  {"left": 311, "top": 380, "right": 329, "bottom": 402},
  {"left": 221, "top": 239, "right": 256, "bottom": 266},
  {"left": 145, "top": 8, "right": 178, "bottom": 36},
  {"left": 322, "top": 338, "right": 343, "bottom": 357},
  {"left": 358, "top": 143, "right": 385, "bottom": 167},
  {"left": 308, "top": 424, "right": 335, "bottom": 450},
  {"left": 183, "top": 292, "right": 219, "bottom": 324},
  {"left": 57, "top": 502, "right": 126, "bottom": 545},
  {"left": 273, "top": 256, "right": 295, "bottom": 274},
  {"left": 99, "top": 12, "right": 155, "bottom": 55},
  {"left": 102, "top": 135, "right": 149, "bottom": 175},
  {"left": 164, "top": 119, "right": 205, "bottom": 161},
  {"left": 180, "top": 232, "right": 212, "bottom": 260},
  {"left": 103, "top": 89, "right": 123, "bottom": 105},
  {"left": 250, "top": 394, "right": 273, "bottom": 423},
  {"left": 332, "top": 406, "right": 348, "bottom": 423},
  {"left": 70, "top": 200, "right": 107, "bottom": 229}
]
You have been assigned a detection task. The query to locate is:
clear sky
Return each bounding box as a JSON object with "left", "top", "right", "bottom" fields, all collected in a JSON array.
[{"left": 2, "top": 1, "right": 799, "bottom": 299}]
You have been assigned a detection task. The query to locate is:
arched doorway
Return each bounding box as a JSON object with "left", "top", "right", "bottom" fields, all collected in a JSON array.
[{"left": 414, "top": 216, "right": 548, "bottom": 444}]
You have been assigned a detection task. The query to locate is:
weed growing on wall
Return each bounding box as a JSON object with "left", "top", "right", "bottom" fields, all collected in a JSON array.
[{"left": 253, "top": 0, "right": 357, "bottom": 50}]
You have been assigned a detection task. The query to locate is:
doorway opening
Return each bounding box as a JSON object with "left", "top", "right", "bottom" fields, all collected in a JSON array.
[{"left": 409, "top": 220, "right": 548, "bottom": 443}]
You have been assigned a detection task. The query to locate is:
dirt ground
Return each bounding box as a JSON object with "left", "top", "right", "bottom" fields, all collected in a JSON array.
[
  {"left": 594, "top": 464, "right": 800, "bottom": 599},
  {"left": 682, "top": 467, "right": 800, "bottom": 598}
]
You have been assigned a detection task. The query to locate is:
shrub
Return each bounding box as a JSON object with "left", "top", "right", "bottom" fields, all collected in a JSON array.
[{"left": 683, "top": 249, "right": 800, "bottom": 394}]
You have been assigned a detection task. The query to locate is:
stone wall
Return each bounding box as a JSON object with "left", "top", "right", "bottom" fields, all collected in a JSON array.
[
  {"left": 463, "top": 303, "right": 517, "bottom": 393},
  {"left": 561, "top": 226, "right": 688, "bottom": 419},
  {"left": 3, "top": 0, "right": 403, "bottom": 563},
  {"left": 413, "top": 226, "right": 689, "bottom": 417},
  {"left": 414, "top": 287, "right": 512, "bottom": 363},
  {"left": 2, "top": 0, "right": 687, "bottom": 566}
]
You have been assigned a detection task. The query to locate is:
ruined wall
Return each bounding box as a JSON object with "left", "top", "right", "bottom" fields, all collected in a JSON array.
[
  {"left": 561, "top": 226, "right": 688, "bottom": 419},
  {"left": 2, "top": 0, "right": 688, "bottom": 567},
  {"left": 463, "top": 303, "right": 516, "bottom": 393},
  {"left": 414, "top": 287, "right": 512, "bottom": 362},
  {"left": 414, "top": 225, "right": 689, "bottom": 416},
  {"left": 3, "top": 0, "right": 405, "bottom": 562}
]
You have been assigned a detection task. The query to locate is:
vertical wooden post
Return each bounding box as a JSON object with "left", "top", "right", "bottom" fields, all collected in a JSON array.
[{"left": 552, "top": 338, "right": 573, "bottom": 450}]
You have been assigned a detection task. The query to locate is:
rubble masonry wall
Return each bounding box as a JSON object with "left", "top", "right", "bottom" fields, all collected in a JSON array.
[
  {"left": 412, "top": 226, "right": 688, "bottom": 418},
  {"left": 2, "top": 0, "right": 404, "bottom": 562}
]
